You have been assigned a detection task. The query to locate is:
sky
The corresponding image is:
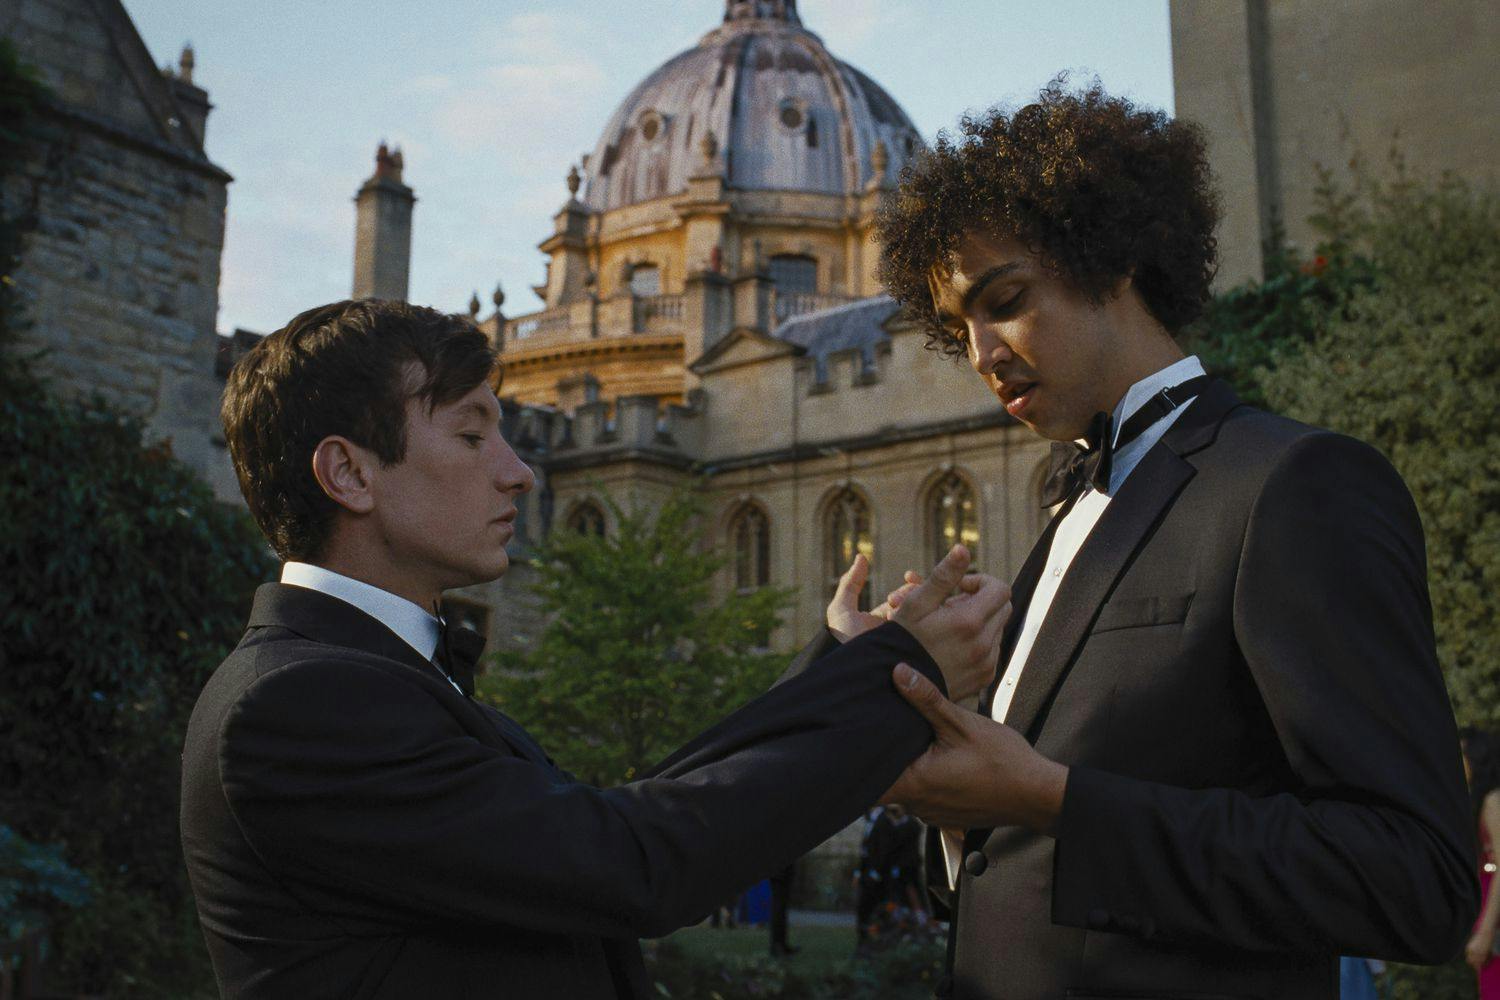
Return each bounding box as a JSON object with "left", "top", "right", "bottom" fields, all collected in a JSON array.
[{"left": 126, "top": 1, "right": 1175, "bottom": 335}]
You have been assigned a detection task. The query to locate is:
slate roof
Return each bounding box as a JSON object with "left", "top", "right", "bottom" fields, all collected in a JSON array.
[{"left": 772, "top": 295, "right": 900, "bottom": 379}]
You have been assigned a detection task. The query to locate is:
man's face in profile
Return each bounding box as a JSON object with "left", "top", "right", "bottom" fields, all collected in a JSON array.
[
  {"left": 929, "top": 231, "right": 1131, "bottom": 442},
  {"left": 366, "top": 381, "right": 533, "bottom": 592}
]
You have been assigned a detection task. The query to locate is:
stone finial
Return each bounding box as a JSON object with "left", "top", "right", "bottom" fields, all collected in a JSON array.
[
  {"left": 492, "top": 282, "right": 506, "bottom": 310},
  {"left": 725, "top": 0, "right": 801, "bottom": 24},
  {"left": 871, "top": 139, "right": 889, "bottom": 179},
  {"left": 699, "top": 130, "right": 719, "bottom": 165},
  {"left": 468, "top": 291, "right": 481, "bottom": 318},
  {"left": 178, "top": 44, "right": 195, "bottom": 84},
  {"left": 567, "top": 164, "right": 582, "bottom": 196}
]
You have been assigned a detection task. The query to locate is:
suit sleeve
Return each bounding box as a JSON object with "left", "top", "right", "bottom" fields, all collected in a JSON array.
[
  {"left": 1050, "top": 432, "right": 1477, "bottom": 962},
  {"left": 221, "top": 621, "right": 942, "bottom": 940}
]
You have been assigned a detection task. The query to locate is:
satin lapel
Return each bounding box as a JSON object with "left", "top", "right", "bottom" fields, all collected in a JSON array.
[
  {"left": 979, "top": 495, "right": 1077, "bottom": 718},
  {"left": 1002, "top": 445, "right": 1194, "bottom": 740}
]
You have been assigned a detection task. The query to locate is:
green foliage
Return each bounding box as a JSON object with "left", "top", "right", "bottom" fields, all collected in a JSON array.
[
  {"left": 0, "top": 354, "right": 274, "bottom": 994},
  {"left": 645, "top": 932, "right": 943, "bottom": 999},
  {"left": 0, "top": 825, "right": 91, "bottom": 942},
  {"left": 1380, "top": 959, "right": 1474, "bottom": 1000},
  {"left": 479, "top": 488, "right": 793, "bottom": 785},
  {"left": 1256, "top": 170, "right": 1500, "bottom": 725}
]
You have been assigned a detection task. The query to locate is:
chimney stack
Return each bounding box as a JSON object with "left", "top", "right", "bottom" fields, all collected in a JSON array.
[{"left": 352, "top": 142, "right": 416, "bottom": 301}]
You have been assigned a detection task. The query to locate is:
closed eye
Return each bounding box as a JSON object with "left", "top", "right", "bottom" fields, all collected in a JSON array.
[
  {"left": 987, "top": 290, "right": 1023, "bottom": 319},
  {"left": 459, "top": 433, "right": 484, "bottom": 447}
]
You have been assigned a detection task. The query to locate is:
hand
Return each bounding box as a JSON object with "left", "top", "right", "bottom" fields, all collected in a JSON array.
[
  {"left": 826, "top": 554, "right": 890, "bottom": 642},
  {"left": 889, "top": 545, "right": 1009, "bottom": 702},
  {"left": 881, "top": 662, "right": 1068, "bottom": 833},
  {"left": 1467, "top": 929, "right": 1495, "bottom": 972}
]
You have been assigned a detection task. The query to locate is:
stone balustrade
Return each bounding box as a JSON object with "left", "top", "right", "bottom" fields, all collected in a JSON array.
[{"left": 772, "top": 291, "right": 858, "bottom": 324}]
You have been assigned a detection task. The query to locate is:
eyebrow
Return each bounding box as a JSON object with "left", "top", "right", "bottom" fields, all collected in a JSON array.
[
  {"left": 452, "top": 400, "right": 498, "bottom": 424},
  {"left": 933, "top": 261, "right": 1025, "bottom": 325}
]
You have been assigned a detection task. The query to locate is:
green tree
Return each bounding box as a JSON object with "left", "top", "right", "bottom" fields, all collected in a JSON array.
[
  {"left": 479, "top": 489, "right": 793, "bottom": 785},
  {"left": 1257, "top": 169, "right": 1500, "bottom": 728}
]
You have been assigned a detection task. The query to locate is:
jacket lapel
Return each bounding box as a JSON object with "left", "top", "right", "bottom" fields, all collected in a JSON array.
[
  {"left": 1000, "top": 379, "right": 1243, "bottom": 741},
  {"left": 247, "top": 583, "right": 538, "bottom": 760}
]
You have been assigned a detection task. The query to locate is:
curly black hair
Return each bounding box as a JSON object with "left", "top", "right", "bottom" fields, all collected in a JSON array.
[{"left": 876, "top": 78, "right": 1220, "bottom": 355}]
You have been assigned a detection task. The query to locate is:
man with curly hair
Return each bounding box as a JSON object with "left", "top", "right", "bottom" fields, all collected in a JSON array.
[{"left": 827, "top": 81, "right": 1477, "bottom": 998}]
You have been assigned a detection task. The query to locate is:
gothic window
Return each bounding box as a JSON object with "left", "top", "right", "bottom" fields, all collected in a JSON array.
[
  {"left": 566, "top": 501, "right": 606, "bottom": 536},
  {"left": 926, "top": 471, "right": 979, "bottom": 567},
  {"left": 824, "top": 487, "right": 873, "bottom": 610},
  {"left": 729, "top": 503, "right": 771, "bottom": 592},
  {"left": 628, "top": 263, "right": 661, "bottom": 297}
]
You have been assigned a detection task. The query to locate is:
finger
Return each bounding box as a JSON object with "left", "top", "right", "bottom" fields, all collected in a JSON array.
[
  {"left": 886, "top": 580, "right": 921, "bottom": 609},
  {"left": 892, "top": 662, "right": 964, "bottom": 739},
  {"left": 895, "top": 545, "right": 971, "bottom": 621},
  {"left": 830, "top": 553, "right": 870, "bottom": 612},
  {"left": 904, "top": 569, "right": 924, "bottom": 585}
]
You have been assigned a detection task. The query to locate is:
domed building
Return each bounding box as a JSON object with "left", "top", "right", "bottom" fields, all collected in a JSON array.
[{"left": 431, "top": 0, "right": 1053, "bottom": 662}]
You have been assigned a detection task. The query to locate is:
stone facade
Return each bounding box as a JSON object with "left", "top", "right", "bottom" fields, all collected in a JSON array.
[
  {"left": 1171, "top": 0, "right": 1500, "bottom": 288},
  {"left": 1, "top": 0, "right": 232, "bottom": 492}
]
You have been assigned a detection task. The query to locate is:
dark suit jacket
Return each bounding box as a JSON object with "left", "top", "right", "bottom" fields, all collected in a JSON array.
[
  {"left": 179, "top": 583, "right": 945, "bottom": 999},
  {"left": 802, "top": 381, "right": 1477, "bottom": 1000}
]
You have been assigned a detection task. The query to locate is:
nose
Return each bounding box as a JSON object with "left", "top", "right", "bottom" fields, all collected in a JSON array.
[
  {"left": 967, "top": 322, "right": 1012, "bottom": 377},
  {"left": 495, "top": 436, "right": 535, "bottom": 495}
]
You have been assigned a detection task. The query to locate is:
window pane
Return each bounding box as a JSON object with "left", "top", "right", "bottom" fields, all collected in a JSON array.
[
  {"left": 629, "top": 265, "right": 661, "bottom": 297},
  {"left": 768, "top": 255, "right": 816, "bottom": 295}
]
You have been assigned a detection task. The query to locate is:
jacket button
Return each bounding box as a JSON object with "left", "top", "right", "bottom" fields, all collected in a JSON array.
[
  {"left": 964, "top": 851, "right": 987, "bottom": 876},
  {"left": 1087, "top": 908, "right": 1111, "bottom": 930},
  {"left": 934, "top": 974, "right": 954, "bottom": 998}
]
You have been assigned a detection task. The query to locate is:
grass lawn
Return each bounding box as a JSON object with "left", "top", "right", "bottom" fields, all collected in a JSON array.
[{"left": 665, "top": 923, "right": 857, "bottom": 978}]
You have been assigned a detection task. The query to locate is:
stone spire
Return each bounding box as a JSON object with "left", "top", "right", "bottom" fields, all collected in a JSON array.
[
  {"left": 723, "top": 0, "right": 802, "bottom": 26},
  {"left": 178, "top": 44, "right": 195, "bottom": 84},
  {"left": 352, "top": 141, "right": 416, "bottom": 301}
]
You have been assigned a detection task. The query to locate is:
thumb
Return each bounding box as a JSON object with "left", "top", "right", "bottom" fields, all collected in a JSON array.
[
  {"left": 892, "top": 662, "right": 962, "bottom": 739},
  {"left": 831, "top": 553, "right": 870, "bottom": 611},
  {"left": 894, "top": 544, "right": 970, "bottom": 621}
]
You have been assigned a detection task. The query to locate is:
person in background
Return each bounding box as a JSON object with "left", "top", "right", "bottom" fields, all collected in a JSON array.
[{"left": 1464, "top": 726, "right": 1500, "bottom": 995}]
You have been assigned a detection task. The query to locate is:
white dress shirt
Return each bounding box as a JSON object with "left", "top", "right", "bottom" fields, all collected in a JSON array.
[
  {"left": 941, "top": 355, "right": 1208, "bottom": 887},
  {"left": 280, "top": 562, "right": 461, "bottom": 693}
]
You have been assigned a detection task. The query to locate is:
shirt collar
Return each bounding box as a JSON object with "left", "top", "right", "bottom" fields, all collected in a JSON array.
[
  {"left": 1110, "top": 355, "right": 1208, "bottom": 443},
  {"left": 280, "top": 562, "right": 441, "bottom": 662}
]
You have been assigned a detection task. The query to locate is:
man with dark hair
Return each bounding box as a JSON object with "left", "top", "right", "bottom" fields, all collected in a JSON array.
[
  {"left": 826, "top": 81, "right": 1476, "bottom": 998},
  {"left": 181, "top": 298, "right": 1011, "bottom": 998}
]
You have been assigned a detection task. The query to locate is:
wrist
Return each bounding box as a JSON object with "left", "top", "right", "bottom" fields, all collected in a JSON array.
[{"left": 1026, "top": 759, "right": 1069, "bottom": 836}]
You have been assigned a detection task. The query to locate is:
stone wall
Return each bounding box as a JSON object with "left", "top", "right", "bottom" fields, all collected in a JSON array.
[{"left": 2, "top": 0, "right": 231, "bottom": 491}]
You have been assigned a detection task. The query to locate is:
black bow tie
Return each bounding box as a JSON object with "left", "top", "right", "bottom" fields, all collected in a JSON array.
[
  {"left": 434, "top": 612, "right": 486, "bottom": 698},
  {"left": 1040, "top": 375, "right": 1211, "bottom": 508}
]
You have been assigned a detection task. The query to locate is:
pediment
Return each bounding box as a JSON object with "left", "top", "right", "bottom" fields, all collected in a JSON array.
[{"left": 689, "top": 327, "right": 803, "bottom": 375}]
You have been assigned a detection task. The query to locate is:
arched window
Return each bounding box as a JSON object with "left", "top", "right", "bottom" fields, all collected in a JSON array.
[
  {"left": 926, "top": 471, "right": 979, "bottom": 567},
  {"left": 628, "top": 263, "right": 660, "bottom": 297},
  {"left": 729, "top": 503, "right": 770, "bottom": 592},
  {"left": 566, "top": 501, "right": 606, "bottom": 536},
  {"left": 824, "top": 487, "right": 872, "bottom": 610}
]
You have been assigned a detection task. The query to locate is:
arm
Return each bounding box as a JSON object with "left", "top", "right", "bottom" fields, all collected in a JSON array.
[
  {"left": 1050, "top": 433, "right": 1476, "bottom": 960},
  {"left": 222, "top": 621, "right": 946, "bottom": 942},
  {"left": 1467, "top": 791, "right": 1500, "bottom": 970}
]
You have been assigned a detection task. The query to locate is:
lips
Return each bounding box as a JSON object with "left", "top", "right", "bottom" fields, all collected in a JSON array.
[{"left": 997, "top": 381, "right": 1037, "bottom": 418}]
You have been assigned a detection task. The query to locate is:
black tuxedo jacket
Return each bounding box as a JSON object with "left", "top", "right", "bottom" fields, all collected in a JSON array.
[
  {"left": 950, "top": 381, "right": 1475, "bottom": 999},
  {"left": 180, "top": 583, "right": 946, "bottom": 999},
  {"left": 795, "top": 381, "right": 1477, "bottom": 1000}
]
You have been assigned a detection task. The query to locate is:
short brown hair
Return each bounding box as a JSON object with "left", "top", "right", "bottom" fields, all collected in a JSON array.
[
  {"left": 877, "top": 78, "right": 1220, "bottom": 354},
  {"left": 221, "top": 299, "right": 496, "bottom": 562}
]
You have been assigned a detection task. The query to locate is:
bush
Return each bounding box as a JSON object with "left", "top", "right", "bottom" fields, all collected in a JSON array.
[{"left": 1257, "top": 169, "right": 1500, "bottom": 727}]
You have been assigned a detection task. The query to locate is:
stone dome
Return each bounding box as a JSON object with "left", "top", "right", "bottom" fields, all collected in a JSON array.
[{"left": 582, "top": 0, "right": 924, "bottom": 213}]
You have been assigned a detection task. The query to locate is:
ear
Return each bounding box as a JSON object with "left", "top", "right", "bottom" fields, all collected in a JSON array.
[{"left": 311, "top": 436, "right": 376, "bottom": 514}]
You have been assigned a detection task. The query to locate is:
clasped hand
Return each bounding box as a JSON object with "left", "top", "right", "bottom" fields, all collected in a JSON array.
[
  {"left": 826, "top": 544, "right": 1007, "bottom": 702},
  {"left": 826, "top": 547, "right": 1067, "bottom": 834}
]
